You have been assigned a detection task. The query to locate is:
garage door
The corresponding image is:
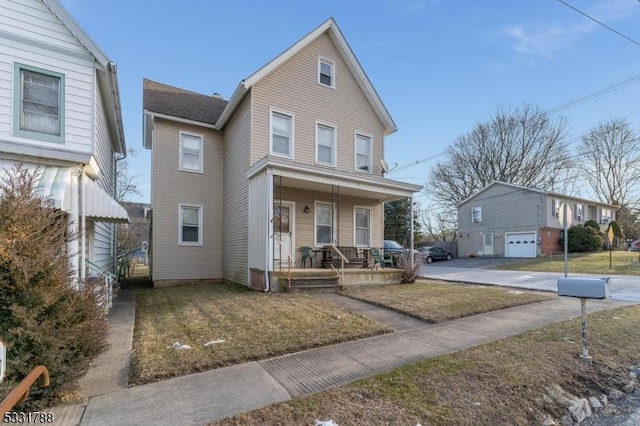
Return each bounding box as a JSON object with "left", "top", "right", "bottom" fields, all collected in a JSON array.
[{"left": 506, "top": 232, "right": 537, "bottom": 257}]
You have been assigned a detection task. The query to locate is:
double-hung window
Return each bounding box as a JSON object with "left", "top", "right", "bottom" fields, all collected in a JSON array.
[
  {"left": 179, "top": 132, "right": 203, "bottom": 172},
  {"left": 315, "top": 202, "right": 333, "bottom": 246},
  {"left": 355, "top": 133, "right": 372, "bottom": 173},
  {"left": 316, "top": 122, "right": 336, "bottom": 166},
  {"left": 179, "top": 204, "right": 202, "bottom": 245},
  {"left": 318, "top": 58, "right": 335, "bottom": 88},
  {"left": 472, "top": 206, "right": 482, "bottom": 223},
  {"left": 14, "top": 63, "right": 65, "bottom": 143},
  {"left": 271, "top": 110, "right": 293, "bottom": 157},
  {"left": 354, "top": 207, "right": 370, "bottom": 246}
]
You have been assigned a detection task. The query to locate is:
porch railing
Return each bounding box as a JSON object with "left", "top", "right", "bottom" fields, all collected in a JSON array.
[
  {"left": 0, "top": 365, "right": 49, "bottom": 414},
  {"left": 329, "top": 243, "right": 349, "bottom": 288},
  {"left": 87, "top": 260, "right": 117, "bottom": 313}
]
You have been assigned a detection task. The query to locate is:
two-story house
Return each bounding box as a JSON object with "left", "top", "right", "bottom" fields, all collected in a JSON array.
[
  {"left": 143, "top": 18, "right": 422, "bottom": 289},
  {"left": 457, "top": 181, "right": 619, "bottom": 258},
  {"left": 0, "top": 0, "right": 128, "bottom": 287}
]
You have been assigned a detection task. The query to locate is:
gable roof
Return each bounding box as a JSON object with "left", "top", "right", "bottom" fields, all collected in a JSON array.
[
  {"left": 457, "top": 181, "right": 619, "bottom": 209},
  {"left": 143, "top": 79, "right": 228, "bottom": 126},
  {"left": 43, "top": 0, "right": 125, "bottom": 154},
  {"left": 215, "top": 18, "right": 397, "bottom": 135}
]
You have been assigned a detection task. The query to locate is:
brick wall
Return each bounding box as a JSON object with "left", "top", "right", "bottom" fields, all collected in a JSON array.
[{"left": 541, "top": 227, "right": 562, "bottom": 255}]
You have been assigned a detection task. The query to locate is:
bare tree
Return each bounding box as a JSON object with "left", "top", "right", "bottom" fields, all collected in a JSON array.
[
  {"left": 428, "top": 104, "right": 571, "bottom": 207},
  {"left": 116, "top": 148, "right": 141, "bottom": 202},
  {"left": 578, "top": 118, "right": 640, "bottom": 208}
]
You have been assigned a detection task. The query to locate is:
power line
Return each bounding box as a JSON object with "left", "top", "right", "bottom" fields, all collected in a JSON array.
[{"left": 555, "top": 0, "right": 640, "bottom": 48}]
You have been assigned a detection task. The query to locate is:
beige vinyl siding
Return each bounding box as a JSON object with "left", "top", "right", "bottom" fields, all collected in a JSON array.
[
  {"left": 223, "top": 95, "right": 251, "bottom": 285},
  {"left": 0, "top": 0, "right": 95, "bottom": 158},
  {"left": 151, "top": 118, "right": 224, "bottom": 281},
  {"left": 251, "top": 33, "right": 384, "bottom": 175},
  {"left": 248, "top": 171, "right": 271, "bottom": 273}
]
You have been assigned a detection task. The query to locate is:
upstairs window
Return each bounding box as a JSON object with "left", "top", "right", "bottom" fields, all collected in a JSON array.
[
  {"left": 318, "top": 58, "right": 335, "bottom": 88},
  {"left": 316, "top": 122, "right": 336, "bottom": 166},
  {"left": 14, "top": 63, "right": 65, "bottom": 143},
  {"left": 601, "top": 208, "right": 612, "bottom": 224},
  {"left": 355, "top": 133, "right": 372, "bottom": 173},
  {"left": 574, "top": 203, "right": 584, "bottom": 221},
  {"left": 472, "top": 206, "right": 482, "bottom": 223},
  {"left": 179, "top": 132, "right": 203, "bottom": 172},
  {"left": 271, "top": 110, "right": 293, "bottom": 157}
]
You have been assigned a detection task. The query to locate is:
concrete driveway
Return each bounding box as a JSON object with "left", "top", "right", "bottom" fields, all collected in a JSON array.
[
  {"left": 418, "top": 265, "right": 640, "bottom": 303},
  {"left": 424, "top": 256, "right": 524, "bottom": 268}
]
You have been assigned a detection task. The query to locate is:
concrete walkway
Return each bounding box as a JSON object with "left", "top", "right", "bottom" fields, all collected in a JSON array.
[{"left": 66, "top": 287, "right": 634, "bottom": 426}]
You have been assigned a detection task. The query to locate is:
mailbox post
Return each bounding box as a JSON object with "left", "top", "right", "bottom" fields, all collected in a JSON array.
[{"left": 557, "top": 277, "right": 610, "bottom": 364}]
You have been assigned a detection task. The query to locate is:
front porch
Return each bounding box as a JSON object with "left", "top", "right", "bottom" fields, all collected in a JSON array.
[{"left": 270, "top": 267, "right": 404, "bottom": 292}]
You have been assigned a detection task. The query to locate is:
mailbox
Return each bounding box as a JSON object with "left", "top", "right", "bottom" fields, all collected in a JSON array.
[{"left": 557, "top": 278, "right": 610, "bottom": 299}]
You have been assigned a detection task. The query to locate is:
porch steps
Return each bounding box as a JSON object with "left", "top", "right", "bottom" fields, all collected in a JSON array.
[{"left": 288, "top": 275, "right": 340, "bottom": 292}]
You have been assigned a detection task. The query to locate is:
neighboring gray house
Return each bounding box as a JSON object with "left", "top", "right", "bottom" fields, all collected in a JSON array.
[
  {"left": 0, "top": 0, "right": 128, "bottom": 285},
  {"left": 143, "top": 18, "right": 422, "bottom": 288},
  {"left": 457, "top": 181, "right": 618, "bottom": 258}
]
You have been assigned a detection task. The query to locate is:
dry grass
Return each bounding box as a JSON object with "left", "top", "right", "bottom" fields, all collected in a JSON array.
[
  {"left": 213, "top": 305, "right": 640, "bottom": 426},
  {"left": 341, "top": 279, "right": 556, "bottom": 322},
  {"left": 129, "top": 284, "right": 390, "bottom": 385},
  {"left": 492, "top": 250, "right": 640, "bottom": 275}
]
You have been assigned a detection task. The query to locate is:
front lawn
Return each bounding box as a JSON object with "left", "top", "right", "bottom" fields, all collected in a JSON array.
[
  {"left": 341, "top": 280, "right": 556, "bottom": 322},
  {"left": 129, "top": 284, "right": 391, "bottom": 385},
  {"left": 491, "top": 250, "right": 640, "bottom": 275}
]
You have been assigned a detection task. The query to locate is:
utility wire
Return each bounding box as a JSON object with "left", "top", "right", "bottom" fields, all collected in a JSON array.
[{"left": 555, "top": 0, "right": 640, "bottom": 48}]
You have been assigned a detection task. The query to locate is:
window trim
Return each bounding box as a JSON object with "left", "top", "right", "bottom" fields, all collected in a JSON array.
[
  {"left": 314, "top": 201, "right": 334, "bottom": 247},
  {"left": 179, "top": 131, "right": 204, "bottom": 173},
  {"left": 471, "top": 206, "right": 482, "bottom": 223},
  {"left": 317, "top": 56, "right": 335, "bottom": 88},
  {"left": 13, "top": 62, "right": 65, "bottom": 144},
  {"left": 315, "top": 120, "right": 337, "bottom": 167},
  {"left": 353, "top": 206, "right": 371, "bottom": 247},
  {"left": 354, "top": 132, "right": 373, "bottom": 174},
  {"left": 269, "top": 108, "right": 295, "bottom": 158},
  {"left": 178, "top": 203, "right": 203, "bottom": 246}
]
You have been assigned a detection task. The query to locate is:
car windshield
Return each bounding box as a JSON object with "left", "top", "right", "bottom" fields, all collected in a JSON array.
[{"left": 385, "top": 240, "right": 403, "bottom": 249}]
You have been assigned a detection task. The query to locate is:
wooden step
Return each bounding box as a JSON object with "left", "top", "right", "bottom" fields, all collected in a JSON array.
[{"left": 288, "top": 275, "right": 340, "bottom": 292}]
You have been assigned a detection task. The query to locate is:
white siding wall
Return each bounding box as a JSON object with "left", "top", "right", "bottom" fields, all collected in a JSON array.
[
  {"left": 0, "top": 0, "right": 95, "bottom": 158},
  {"left": 223, "top": 95, "right": 251, "bottom": 285}
]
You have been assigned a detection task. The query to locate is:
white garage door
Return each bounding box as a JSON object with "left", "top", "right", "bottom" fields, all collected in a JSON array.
[{"left": 506, "top": 232, "right": 537, "bottom": 258}]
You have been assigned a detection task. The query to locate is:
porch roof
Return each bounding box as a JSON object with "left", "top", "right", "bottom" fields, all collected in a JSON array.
[{"left": 247, "top": 156, "right": 422, "bottom": 201}]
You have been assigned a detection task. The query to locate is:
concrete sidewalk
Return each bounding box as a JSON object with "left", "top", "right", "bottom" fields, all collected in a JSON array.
[{"left": 73, "top": 288, "right": 633, "bottom": 426}]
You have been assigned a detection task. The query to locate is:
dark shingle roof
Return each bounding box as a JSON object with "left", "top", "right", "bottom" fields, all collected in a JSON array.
[{"left": 143, "top": 79, "right": 228, "bottom": 126}]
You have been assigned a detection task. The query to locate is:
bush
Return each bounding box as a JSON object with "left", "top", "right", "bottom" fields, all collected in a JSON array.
[
  {"left": 584, "top": 220, "right": 601, "bottom": 232},
  {"left": 0, "top": 165, "right": 108, "bottom": 408},
  {"left": 564, "top": 225, "right": 603, "bottom": 252}
]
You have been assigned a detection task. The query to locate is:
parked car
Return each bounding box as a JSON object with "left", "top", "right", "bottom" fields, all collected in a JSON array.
[
  {"left": 418, "top": 246, "right": 453, "bottom": 263},
  {"left": 383, "top": 239, "right": 405, "bottom": 255}
]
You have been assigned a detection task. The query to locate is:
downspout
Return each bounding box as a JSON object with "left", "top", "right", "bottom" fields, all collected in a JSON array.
[
  {"left": 69, "top": 168, "right": 80, "bottom": 290},
  {"left": 410, "top": 196, "right": 415, "bottom": 265},
  {"left": 114, "top": 153, "right": 127, "bottom": 276},
  {"left": 80, "top": 166, "right": 86, "bottom": 284}
]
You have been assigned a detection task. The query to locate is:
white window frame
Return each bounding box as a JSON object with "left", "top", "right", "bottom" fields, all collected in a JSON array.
[
  {"left": 270, "top": 108, "right": 294, "bottom": 158},
  {"left": 314, "top": 201, "right": 334, "bottom": 247},
  {"left": 472, "top": 206, "right": 482, "bottom": 223},
  {"left": 354, "top": 206, "right": 371, "bottom": 247},
  {"left": 13, "top": 63, "right": 65, "bottom": 143},
  {"left": 574, "top": 203, "right": 584, "bottom": 222},
  {"left": 354, "top": 132, "right": 373, "bottom": 173},
  {"left": 179, "top": 131, "right": 203, "bottom": 173},
  {"left": 318, "top": 56, "right": 335, "bottom": 88},
  {"left": 178, "top": 204, "right": 203, "bottom": 246},
  {"left": 315, "top": 120, "right": 337, "bottom": 166},
  {"left": 601, "top": 208, "right": 612, "bottom": 224}
]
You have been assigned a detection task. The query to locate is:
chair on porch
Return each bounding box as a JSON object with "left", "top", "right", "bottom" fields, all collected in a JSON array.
[
  {"left": 300, "top": 246, "right": 317, "bottom": 268},
  {"left": 369, "top": 248, "right": 391, "bottom": 269}
]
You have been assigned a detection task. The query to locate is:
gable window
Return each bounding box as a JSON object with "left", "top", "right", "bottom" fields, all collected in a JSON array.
[
  {"left": 14, "top": 63, "right": 65, "bottom": 143},
  {"left": 318, "top": 58, "right": 335, "bottom": 88},
  {"left": 179, "top": 132, "right": 203, "bottom": 172},
  {"left": 315, "top": 202, "right": 333, "bottom": 246},
  {"left": 354, "top": 207, "right": 370, "bottom": 246},
  {"left": 179, "top": 204, "right": 202, "bottom": 245},
  {"left": 355, "top": 133, "right": 372, "bottom": 173},
  {"left": 316, "top": 122, "right": 336, "bottom": 166},
  {"left": 271, "top": 110, "right": 293, "bottom": 157},
  {"left": 472, "top": 206, "right": 482, "bottom": 223}
]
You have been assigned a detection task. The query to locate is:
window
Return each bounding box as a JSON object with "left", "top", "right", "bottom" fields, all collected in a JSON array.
[
  {"left": 14, "top": 63, "right": 65, "bottom": 143},
  {"left": 552, "top": 199, "right": 561, "bottom": 218},
  {"left": 316, "top": 122, "right": 336, "bottom": 166},
  {"left": 574, "top": 204, "right": 584, "bottom": 221},
  {"left": 318, "top": 58, "right": 334, "bottom": 88},
  {"left": 472, "top": 206, "right": 482, "bottom": 223},
  {"left": 271, "top": 110, "right": 293, "bottom": 157},
  {"left": 355, "top": 133, "right": 372, "bottom": 173},
  {"left": 601, "top": 208, "right": 612, "bottom": 224},
  {"left": 354, "top": 207, "right": 370, "bottom": 246},
  {"left": 315, "top": 202, "right": 333, "bottom": 246},
  {"left": 179, "top": 132, "right": 203, "bottom": 172},
  {"left": 484, "top": 234, "right": 493, "bottom": 246},
  {"left": 179, "top": 204, "right": 202, "bottom": 245}
]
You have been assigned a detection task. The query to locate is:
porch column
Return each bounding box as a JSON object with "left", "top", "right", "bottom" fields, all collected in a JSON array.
[
  {"left": 80, "top": 167, "right": 86, "bottom": 284},
  {"left": 68, "top": 168, "right": 80, "bottom": 290},
  {"left": 265, "top": 171, "right": 274, "bottom": 291}
]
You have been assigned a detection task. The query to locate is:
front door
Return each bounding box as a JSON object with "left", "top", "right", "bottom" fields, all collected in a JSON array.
[
  {"left": 273, "top": 201, "right": 295, "bottom": 269},
  {"left": 483, "top": 233, "right": 494, "bottom": 256}
]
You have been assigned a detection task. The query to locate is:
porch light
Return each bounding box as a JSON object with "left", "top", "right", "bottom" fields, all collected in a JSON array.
[{"left": 304, "top": 206, "right": 310, "bottom": 213}]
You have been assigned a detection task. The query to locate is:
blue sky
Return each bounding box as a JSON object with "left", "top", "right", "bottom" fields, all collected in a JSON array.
[{"left": 59, "top": 0, "right": 640, "bottom": 205}]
